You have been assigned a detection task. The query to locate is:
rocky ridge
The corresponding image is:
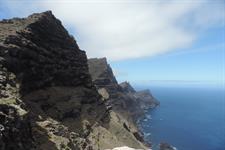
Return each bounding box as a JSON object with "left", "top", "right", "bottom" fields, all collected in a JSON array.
[
  {"left": 0, "top": 11, "right": 108, "bottom": 150},
  {"left": 88, "top": 58, "right": 159, "bottom": 121},
  {"left": 0, "top": 11, "right": 158, "bottom": 150},
  {"left": 88, "top": 58, "right": 159, "bottom": 146}
]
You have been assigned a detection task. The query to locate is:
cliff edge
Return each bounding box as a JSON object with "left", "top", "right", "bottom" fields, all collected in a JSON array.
[
  {"left": 0, "top": 11, "right": 158, "bottom": 150},
  {"left": 88, "top": 58, "right": 159, "bottom": 147},
  {"left": 0, "top": 11, "right": 110, "bottom": 150}
]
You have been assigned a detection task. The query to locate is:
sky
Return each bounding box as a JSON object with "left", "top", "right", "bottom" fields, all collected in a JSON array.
[{"left": 0, "top": 0, "right": 224, "bottom": 87}]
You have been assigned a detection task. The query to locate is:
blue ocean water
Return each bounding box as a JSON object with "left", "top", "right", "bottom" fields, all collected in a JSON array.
[{"left": 139, "top": 86, "right": 225, "bottom": 150}]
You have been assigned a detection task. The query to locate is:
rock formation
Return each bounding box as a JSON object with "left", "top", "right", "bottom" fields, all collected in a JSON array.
[
  {"left": 0, "top": 11, "right": 158, "bottom": 150},
  {"left": 0, "top": 11, "right": 108, "bottom": 150},
  {"left": 88, "top": 58, "right": 159, "bottom": 121},
  {"left": 88, "top": 58, "right": 159, "bottom": 147},
  {"left": 159, "top": 143, "right": 176, "bottom": 150}
]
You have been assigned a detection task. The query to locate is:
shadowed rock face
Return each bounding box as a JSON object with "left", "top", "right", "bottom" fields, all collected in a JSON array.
[
  {"left": 88, "top": 58, "right": 119, "bottom": 95},
  {"left": 88, "top": 59, "right": 150, "bottom": 149},
  {"left": 119, "top": 82, "right": 159, "bottom": 118},
  {"left": 159, "top": 143, "right": 176, "bottom": 150},
  {"left": 0, "top": 11, "right": 107, "bottom": 150},
  {"left": 119, "top": 82, "right": 136, "bottom": 93},
  {"left": 88, "top": 58, "right": 159, "bottom": 148},
  {"left": 88, "top": 58, "right": 159, "bottom": 118},
  {"left": 0, "top": 105, "right": 33, "bottom": 150},
  {"left": 0, "top": 11, "right": 92, "bottom": 96},
  {"left": 134, "top": 90, "right": 160, "bottom": 109},
  {"left": 0, "top": 11, "right": 150, "bottom": 150}
]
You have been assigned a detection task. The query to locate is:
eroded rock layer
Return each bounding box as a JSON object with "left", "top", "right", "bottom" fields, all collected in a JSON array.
[
  {"left": 0, "top": 11, "right": 92, "bottom": 96},
  {"left": 88, "top": 58, "right": 159, "bottom": 147},
  {"left": 88, "top": 58, "right": 159, "bottom": 120},
  {"left": 0, "top": 11, "right": 107, "bottom": 150},
  {"left": 0, "top": 11, "right": 157, "bottom": 150}
]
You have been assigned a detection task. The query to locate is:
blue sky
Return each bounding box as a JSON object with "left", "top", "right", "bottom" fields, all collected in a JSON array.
[
  {"left": 111, "top": 25, "right": 225, "bottom": 87},
  {"left": 0, "top": 0, "right": 224, "bottom": 87}
]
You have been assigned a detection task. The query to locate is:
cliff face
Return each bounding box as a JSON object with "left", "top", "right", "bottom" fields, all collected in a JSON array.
[
  {"left": 119, "top": 82, "right": 159, "bottom": 109},
  {"left": 88, "top": 58, "right": 159, "bottom": 120},
  {"left": 88, "top": 58, "right": 159, "bottom": 147},
  {"left": 87, "top": 58, "right": 149, "bottom": 149},
  {"left": 0, "top": 11, "right": 157, "bottom": 150},
  {"left": 134, "top": 90, "right": 160, "bottom": 110},
  {"left": 0, "top": 11, "right": 92, "bottom": 95},
  {"left": 88, "top": 58, "right": 119, "bottom": 95},
  {"left": 0, "top": 11, "right": 109, "bottom": 150}
]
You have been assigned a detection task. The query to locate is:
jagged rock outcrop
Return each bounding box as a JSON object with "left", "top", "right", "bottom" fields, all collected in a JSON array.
[
  {"left": 0, "top": 11, "right": 108, "bottom": 150},
  {"left": 88, "top": 57, "right": 119, "bottom": 96},
  {"left": 0, "top": 104, "right": 33, "bottom": 150},
  {"left": 159, "top": 143, "right": 176, "bottom": 150},
  {"left": 88, "top": 58, "right": 159, "bottom": 148},
  {"left": 134, "top": 89, "right": 159, "bottom": 110},
  {"left": 0, "top": 11, "right": 158, "bottom": 150},
  {"left": 119, "top": 82, "right": 136, "bottom": 93},
  {"left": 118, "top": 82, "right": 159, "bottom": 122},
  {"left": 119, "top": 82, "right": 159, "bottom": 110},
  {"left": 88, "top": 58, "right": 159, "bottom": 119},
  {"left": 0, "top": 11, "right": 93, "bottom": 96}
]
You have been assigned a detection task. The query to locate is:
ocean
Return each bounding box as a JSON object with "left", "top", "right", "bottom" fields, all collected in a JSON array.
[{"left": 138, "top": 86, "right": 225, "bottom": 150}]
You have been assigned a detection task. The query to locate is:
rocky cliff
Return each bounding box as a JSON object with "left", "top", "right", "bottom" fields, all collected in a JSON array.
[
  {"left": 88, "top": 58, "right": 159, "bottom": 121},
  {"left": 0, "top": 11, "right": 110, "bottom": 150},
  {"left": 119, "top": 82, "right": 159, "bottom": 110},
  {"left": 0, "top": 11, "right": 158, "bottom": 150},
  {"left": 88, "top": 58, "right": 159, "bottom": 147}
]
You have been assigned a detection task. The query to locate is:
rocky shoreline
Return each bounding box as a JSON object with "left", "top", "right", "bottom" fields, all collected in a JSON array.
[{"left": 0, "top": 11, "right": 160, "bottom": 150}]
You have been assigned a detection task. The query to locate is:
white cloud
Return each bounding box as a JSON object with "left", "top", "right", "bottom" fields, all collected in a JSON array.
[{"left": 2, "top": 0, "right": 225, "bottom": 61}]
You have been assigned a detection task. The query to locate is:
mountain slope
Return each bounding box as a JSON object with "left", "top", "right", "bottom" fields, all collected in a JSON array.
[
  {"left": 88, "top": 58, "right": 159, "bottom": 148},
  {"left": 0, "top": 11, "right": 151, "bottom": 150}
]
